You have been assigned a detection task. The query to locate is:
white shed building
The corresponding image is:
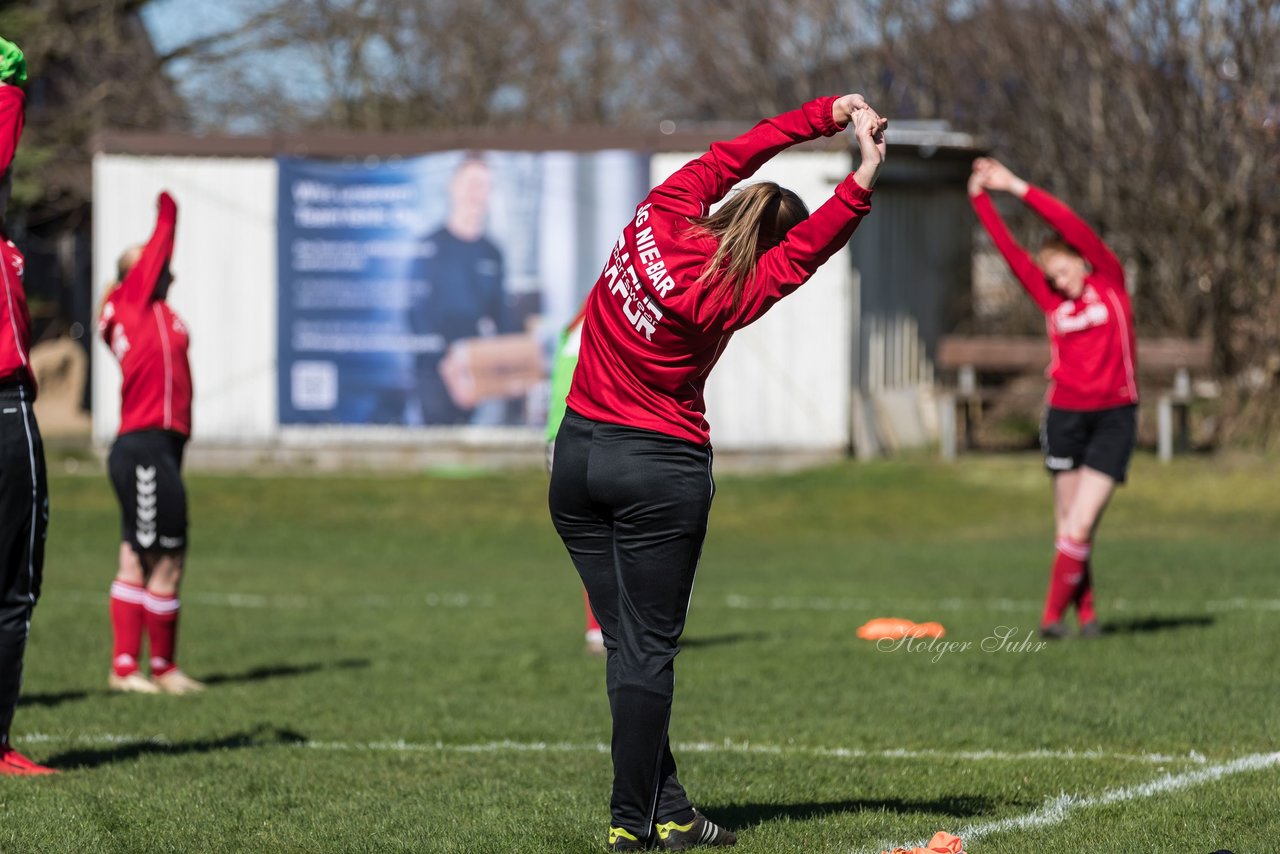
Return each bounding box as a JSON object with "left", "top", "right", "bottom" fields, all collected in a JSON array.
[{"left": 92, "top": 122, "right": 978, "bottom": 465}]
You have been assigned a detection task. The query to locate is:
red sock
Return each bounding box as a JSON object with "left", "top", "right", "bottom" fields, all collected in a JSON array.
[
  {"left": 1042, "top": 538, "right": 1091, "bottom": 627},
  {"left": 109, "top": 580, "right": 146, "bottom": 676},
  {"left": 143, "top": 591, "right": 181, "bottom": 676},
  {"left": 584, "top": 589, "right": 600, "bottom": 634},
  {"left": 1075, "top": 559, "right": 1096, "bottom": 625}
]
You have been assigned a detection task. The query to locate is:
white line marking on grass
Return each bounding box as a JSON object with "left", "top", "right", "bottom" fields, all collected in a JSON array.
[
  {"left": 19, "top": 733, "right": 1206, "bottom": 767},
  {"left": 301, "top": 739, "right": 1201, "bottom": 766},
  {"left": 301, "top": 738, "right": 611, "bottom": 755},
  {"left": 53, "top": 590, "right": 495, "bottom": 609},
  {"left": 723, "top": 595, "right": 1038, "bottom": 613},
  {"left": 862, "top": 750, "right": 1280, "bottom": 854},
  {"left": 22, "top": 733, "right": 171, "bottom": 746},
  {"left": 721, "top": 594, "right": 1280, "bottom": 614},
  {"left": 773, "top": 745, "right": 1205, "bottom": 766},
  {"left": 45, "top": 590, "right": 1280, "bottom": 614},
  {"left": 1204, "top": 597, "right": 1280, "bottom": 612},
  {"left": 668, "top": 741, "right": 1205, "bottom": 766}
]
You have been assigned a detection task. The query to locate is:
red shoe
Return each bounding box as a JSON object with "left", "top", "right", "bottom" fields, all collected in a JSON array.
[{"left": 0, "top": 746, "right": 59, "bottom": 775}]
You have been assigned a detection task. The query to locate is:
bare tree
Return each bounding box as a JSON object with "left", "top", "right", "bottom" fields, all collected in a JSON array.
[
  {"left": 863, "top": 0, "right": 1278, "bottom": 440},
  {"left": 1, "top": 0, "right": 188, "bottom": 224},
  {"left": 169, "top": 0, "right": 878, "bottom": 131}
]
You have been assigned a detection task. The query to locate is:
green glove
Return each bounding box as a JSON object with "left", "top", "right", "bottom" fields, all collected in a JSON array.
[{"left": 0, "top": 37, "right": 27, "bottom": 86}]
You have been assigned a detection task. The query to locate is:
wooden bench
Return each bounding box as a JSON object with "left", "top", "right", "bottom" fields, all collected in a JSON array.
[{"left": 935, "top": 335, "right": 1213, "bottom": 462}]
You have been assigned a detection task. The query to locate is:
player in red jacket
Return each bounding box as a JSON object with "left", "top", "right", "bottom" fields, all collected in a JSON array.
[
  {"left": 549, "top": 95, "right": 886, "bottom": 850},
  {"left": 0, "top": 36, "right": 57, "bottom": 775},
  {"left": 98, "top": 191, "right": 204, "bottom": 694},
  {"left": 968, "top": 157, "right": 1138, "bottom": 639}
]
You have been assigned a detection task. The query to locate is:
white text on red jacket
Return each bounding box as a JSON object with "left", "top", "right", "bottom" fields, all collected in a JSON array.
[
  {"left": 602, "top": 204, "right": 670, "bottom": 340},
  {"left": 1053, "top": 288, "right": 1110, "bottom": 335}
]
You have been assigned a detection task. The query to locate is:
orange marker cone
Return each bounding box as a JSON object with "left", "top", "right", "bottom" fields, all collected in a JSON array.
[
  {"left": 881, "top": 830, "right": 965, "bottom": 854},
  {"left": 856, "top": 618, "right": 946, "bottom": 640}
]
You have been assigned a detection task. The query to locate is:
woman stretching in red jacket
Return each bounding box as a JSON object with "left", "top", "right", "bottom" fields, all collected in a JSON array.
[
  {"left": 969, "top": 157, "right": 1138, "bottom": 639},
  {"left": 99, "top": 192, "right": 205, "bottom": 694},
  {"left": 551, "top": 93, "right": 886, "bottom": 849}
]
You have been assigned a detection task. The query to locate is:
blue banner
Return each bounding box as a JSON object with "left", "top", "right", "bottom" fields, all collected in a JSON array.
[{"left": 277, "top": 150, "right": 650, "bottom": 427}]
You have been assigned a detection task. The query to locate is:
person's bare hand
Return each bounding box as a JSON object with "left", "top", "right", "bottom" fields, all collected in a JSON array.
[
  {"left": 852, "top": 107, "right": 888, "bottom": 188},
  {"left": 972, "top": 157, "right": 1029, "bottom": 197},
  {"left": 832, "top": 93, "right": 874, "bottom": 127}
]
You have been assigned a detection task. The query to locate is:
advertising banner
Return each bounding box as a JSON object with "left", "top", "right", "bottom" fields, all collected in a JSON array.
[{"left": 277, "top": 150, "right": 649, "bottom": 427}]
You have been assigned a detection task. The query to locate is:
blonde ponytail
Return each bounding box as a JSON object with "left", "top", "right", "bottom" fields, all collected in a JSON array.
[{"left": 689, "top": 182, "right": 808, "bottom": 312}]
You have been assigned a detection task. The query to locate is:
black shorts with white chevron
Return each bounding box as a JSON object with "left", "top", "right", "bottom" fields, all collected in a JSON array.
[{"left": 108, "top": 429, "right": 188, "bottom": 554}]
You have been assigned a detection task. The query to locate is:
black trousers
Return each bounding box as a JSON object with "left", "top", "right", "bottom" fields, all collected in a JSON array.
[
  {"left": 0, "top": 382, "right": 47, "bottom": 742},
  {"left": 549, "top": 409, "right": 714, "bottom": 838}
]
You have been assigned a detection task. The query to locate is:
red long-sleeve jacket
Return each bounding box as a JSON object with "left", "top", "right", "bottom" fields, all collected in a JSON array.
[
  {"left": 0, "top": 83, "right": 32, "bottom": 391},
  {"left": 98, "top": 192, "right": 194, "bottom": 437},
  {"left": 567, "top": 96, "right": 874, "bottom": 445},
  {"left": 971, "top": 187, "right": 1138, "bottom": 411}
]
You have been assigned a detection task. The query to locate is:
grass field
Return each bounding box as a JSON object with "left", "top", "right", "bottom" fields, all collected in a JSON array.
[{"left": 3, "top": 452, "right": 1277, "bottom": 852}]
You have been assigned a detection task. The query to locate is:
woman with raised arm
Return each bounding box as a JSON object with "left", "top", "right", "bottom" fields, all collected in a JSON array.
[
  {"left": 550, "top": 95, "right": 886, "bottom": 850},
  {"left": 0, "top": 35, "right": 57, "bottom": 776},
  {"left": 98, "top": 191, "right": 205, "bottom": 695},
  {"left": 968, "top": 157, "right": 1138, "bottom": 639}
]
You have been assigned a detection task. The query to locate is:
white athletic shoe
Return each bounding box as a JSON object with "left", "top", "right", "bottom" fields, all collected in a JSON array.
[
  {"left": 152, "top": 669, "right": 207, "bottom": 695},
  {"left": 109, "top": 671, "right": 162, "bottom": 694}
]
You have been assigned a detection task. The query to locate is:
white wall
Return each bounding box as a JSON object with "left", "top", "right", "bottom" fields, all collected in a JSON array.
[
  {"left": 92, "top": 155, "right": 278, "bottom": 444},
  {"left": 649, "top": 152, "right": 854, "bottom": 451}
]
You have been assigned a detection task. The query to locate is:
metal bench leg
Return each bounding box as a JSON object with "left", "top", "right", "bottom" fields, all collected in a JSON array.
[
  {"left": 1158, "top": 395, "right": 1173, "bottom": 462},
  {"left": 939, "top": 393, "right": 956, "bottom": 461},
  {"left": 963, "top": 398, "right": 978, "bottom": 451}
]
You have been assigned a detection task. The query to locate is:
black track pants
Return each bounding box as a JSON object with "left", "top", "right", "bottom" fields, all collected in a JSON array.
[
  {"left": 0, "top": 383, "right": 47, "bottom": 742},
  {"left": 549, "top": 409, "right": 714, "bottom": 839}
]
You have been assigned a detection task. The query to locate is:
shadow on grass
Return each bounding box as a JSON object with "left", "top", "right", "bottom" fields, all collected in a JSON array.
[
  {"left": 709, "top": 794, "right": 998, "bottom": 829},
  {"left": 44, "top": 726, "right": 310, "bottom": 770},
  {"left": 19, "top": 689, "right": 91, "bottom": 708},
  {"left": 19, "top": 659, "right": 370, "bottom": 709},
  {"left": 200, "top": 657, "right": 370, "bottom": 686},
  {"left": 682, "top": 632, "right": 769, "bottom": 650},
  {"left": 1102, "top": 615, "right": 1215, "bottom": 635}
]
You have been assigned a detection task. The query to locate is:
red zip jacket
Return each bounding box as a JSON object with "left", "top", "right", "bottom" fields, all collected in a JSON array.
[
  {"left": 971, "top": 187, "right": 1138, "bottom": 411},
  {"left": 567, "top": 96, "right": 874, "bottom": 445},
  {"left": 0, "top": 83, "right": 32, "bottom": 391},
  {"left": 98, "top": 192, "right": 193, "bottom": 437}
]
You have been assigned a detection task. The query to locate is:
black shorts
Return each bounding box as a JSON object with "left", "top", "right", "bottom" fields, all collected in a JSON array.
[
  {"left": 108, "top": 430, "right": 188, "bottom": 553},
  {"left": 1041, "top": 404, "right": 1138, "bottom": 483}
]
